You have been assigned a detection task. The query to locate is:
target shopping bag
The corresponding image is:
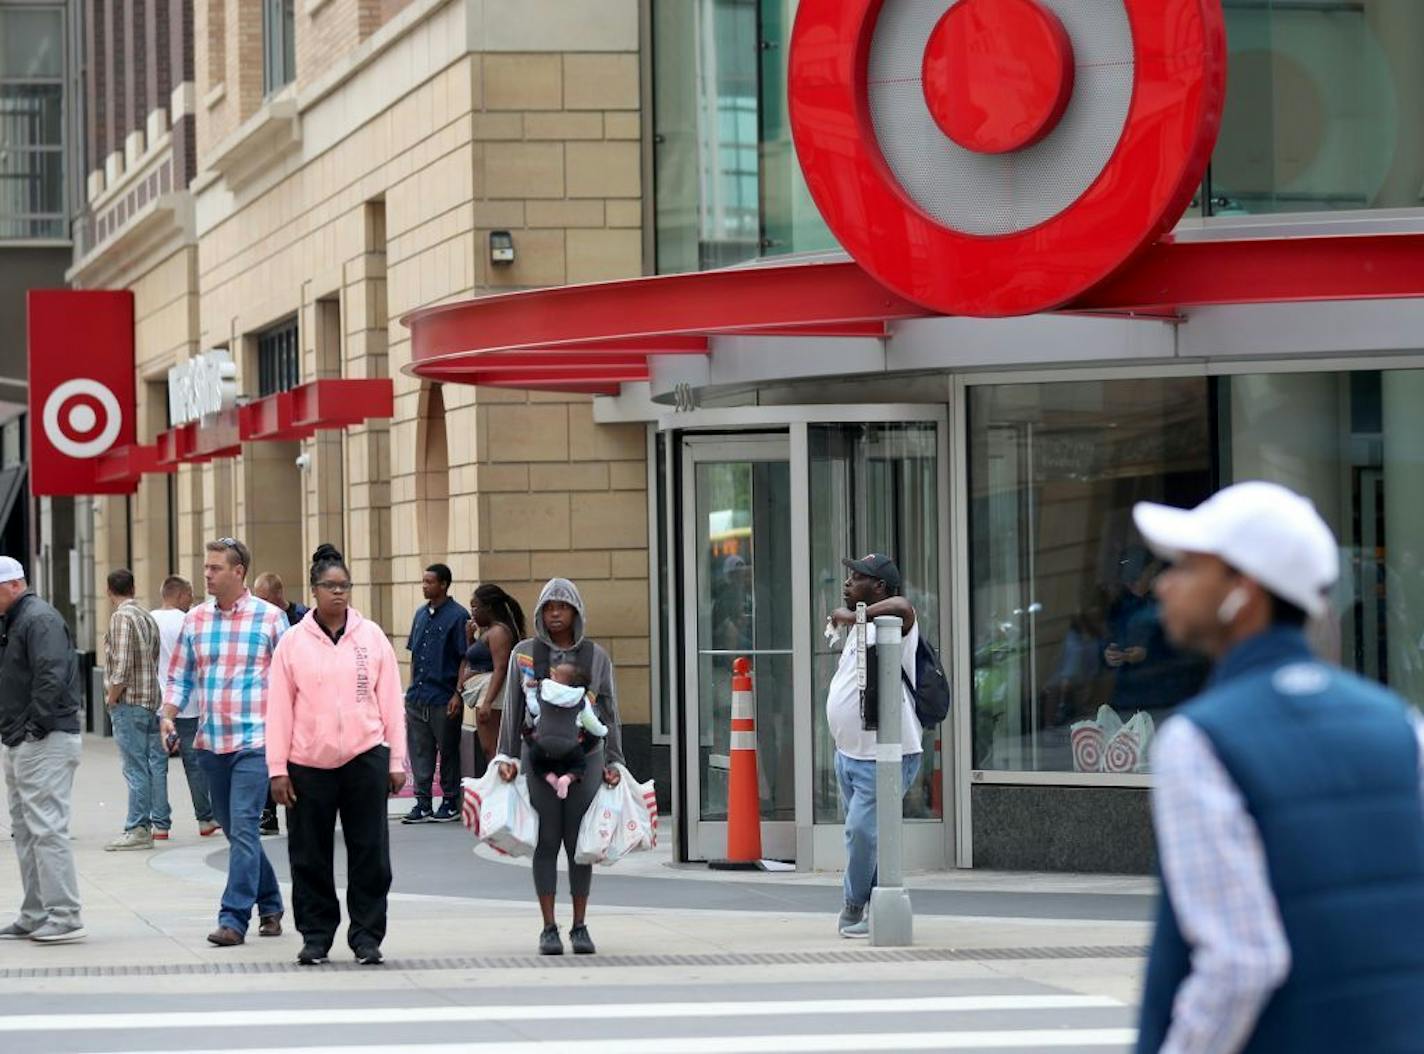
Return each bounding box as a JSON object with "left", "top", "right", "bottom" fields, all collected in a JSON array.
[
  {"left": 574, "top": 764, "right": 657, "bottom": 866},
  {"left": 461, "top": 764, "right": 538, "bottom": 858}
]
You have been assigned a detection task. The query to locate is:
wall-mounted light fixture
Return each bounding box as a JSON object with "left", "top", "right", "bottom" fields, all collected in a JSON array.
[{"left": 489, "top": 230, "right": 515, "bottom": 265}]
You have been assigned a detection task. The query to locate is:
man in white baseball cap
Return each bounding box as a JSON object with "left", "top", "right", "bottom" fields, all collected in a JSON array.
[
  {"left": 1133, "top": 481, "right": 1424, "bottom": 1053},
  {"left": 0, "top": 556, "right": 86, "bottom": 943}
]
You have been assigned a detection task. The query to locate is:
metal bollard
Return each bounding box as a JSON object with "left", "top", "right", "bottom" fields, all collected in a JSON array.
[{"left": 870, "top": 614, "right": 913, "bottom": 946}]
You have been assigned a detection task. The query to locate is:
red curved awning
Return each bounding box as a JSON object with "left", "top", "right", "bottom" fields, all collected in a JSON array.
[{"left": 403, "top": 234, "right": 1424, "bottom": 393}]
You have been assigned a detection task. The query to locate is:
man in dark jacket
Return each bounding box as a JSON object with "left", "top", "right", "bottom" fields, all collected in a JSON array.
[{"left": 0, "top": 556, "right": 85, "bottom": 943}]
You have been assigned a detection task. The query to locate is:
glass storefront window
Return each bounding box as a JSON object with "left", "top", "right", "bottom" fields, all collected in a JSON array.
[
  {"left": 1209, "top": 1, "right": 1424, "bottom": 216},
  {"left": 968, "top": 379, "right": 1213, "bottom": 774},
  {"left": 969, "top": 368, "right": 1424, "bottom": 777},
  {"left": 810, "top": 423, "right": 941, "bottom": 820},
  {"left": 653, "top": 0, "right": 837, "bottom": 274}
]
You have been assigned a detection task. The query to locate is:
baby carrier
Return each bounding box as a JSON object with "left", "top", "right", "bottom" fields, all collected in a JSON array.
[{"left": 522, "top": 640, "right": 601, "bottom": 762}]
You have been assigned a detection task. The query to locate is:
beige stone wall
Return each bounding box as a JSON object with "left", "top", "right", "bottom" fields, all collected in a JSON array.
[{"left": 184, "top": 1, "right": 653, "bottom": 728}]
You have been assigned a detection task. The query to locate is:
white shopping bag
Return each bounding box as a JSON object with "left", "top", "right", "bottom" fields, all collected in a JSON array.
[
  {"left": 461, "top": 765, "right": 538, "bottom": 858},
  {"left": 575, "top": 764, "right": 657, "bottom": 866}
]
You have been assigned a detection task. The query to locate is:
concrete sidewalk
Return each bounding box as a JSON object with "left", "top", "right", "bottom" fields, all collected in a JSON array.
[{"left": 0, "top": 735, "right": 1150, "bottom": 1002}]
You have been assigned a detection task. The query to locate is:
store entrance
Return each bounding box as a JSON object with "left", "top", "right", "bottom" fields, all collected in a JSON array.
[{"left": 681, "top": 435, "right": 796, "bottom": 861}]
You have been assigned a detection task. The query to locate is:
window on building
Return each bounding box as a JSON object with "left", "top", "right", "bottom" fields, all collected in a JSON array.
[
  {"left": 968, "top": 367, "right": 1424, "bottom": 778},
  {"left": 1207, "top": 0, "right": 1423, "bottom": 217},
  {"left": 262, "top": 0, "right": 296, "bottom": 97},
  {"left": 653, "top": 0, "right": 836, "bottom": 274},
  {"left": 257, "top": 319, "right": 300, "bottom": 397},
  {"left": 0, "top": 6, "right": 65, "bottom": 239}
]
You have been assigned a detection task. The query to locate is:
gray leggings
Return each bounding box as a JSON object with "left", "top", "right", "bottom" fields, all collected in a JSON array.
[{"left": 525, "top": 744, "right": 603, "bottom": 898}]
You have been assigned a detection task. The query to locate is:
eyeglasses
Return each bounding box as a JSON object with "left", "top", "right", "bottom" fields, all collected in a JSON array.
[
  {"left": 216, "top": 537, "right": 240, "bottom": 550},
  {"left": 315, "top": 581, "right": 352, "bottom": 594}
]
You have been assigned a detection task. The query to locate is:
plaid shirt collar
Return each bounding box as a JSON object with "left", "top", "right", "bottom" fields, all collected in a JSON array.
[{"left": 213, "top": 589, "right": 253, "bottom": 617}]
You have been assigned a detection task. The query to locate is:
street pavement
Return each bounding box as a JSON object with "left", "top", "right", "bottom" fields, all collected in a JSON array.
[{"left": 1, "top": 735, "right": 1154, "bottom": 1052}]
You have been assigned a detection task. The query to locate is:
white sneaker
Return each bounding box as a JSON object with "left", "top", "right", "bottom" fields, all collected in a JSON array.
[
  {"left": 105, "top": 827, "right": 153, "bottom": 851},
  {"left": 837, "top": 903, "right": 869, "bottom": 939},
  {"left": 29, "top": 921, "right": 86, "bottom": 943}
]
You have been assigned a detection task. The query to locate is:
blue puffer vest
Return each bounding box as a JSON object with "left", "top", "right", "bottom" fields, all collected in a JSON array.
[{"left": 1137, "top": 629, "right": 1424, "bottom": 1053}]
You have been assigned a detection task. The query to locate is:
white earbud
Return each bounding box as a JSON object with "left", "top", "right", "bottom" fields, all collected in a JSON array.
[{"left": 1217, "top": 587, "right": 1249, "bottom": 625}]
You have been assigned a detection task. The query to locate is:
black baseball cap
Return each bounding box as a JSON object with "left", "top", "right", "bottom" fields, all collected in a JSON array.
[{"left": 842, "top": 553, "right": 902, "bottom": 595}]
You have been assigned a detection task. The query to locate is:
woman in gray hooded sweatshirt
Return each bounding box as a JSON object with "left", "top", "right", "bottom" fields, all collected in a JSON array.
[{"left": 496, "top": 578, "right": 623, "bottom": 955}]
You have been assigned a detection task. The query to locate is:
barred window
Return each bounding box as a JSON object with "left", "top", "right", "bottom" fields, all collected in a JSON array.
[
  {"left": 257, "top": 319, "right": 299, "bottom": 397},
  {"left": 0, "top": 6, "right": 65, "bottom": 240}
]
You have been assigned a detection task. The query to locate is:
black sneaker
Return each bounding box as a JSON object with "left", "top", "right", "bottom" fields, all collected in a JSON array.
[
  {"left": 400, "top": 805, "right": 434, "bottom": 824},
  {"left": 354, "top": 944, "right": 383, "bottom": 966},
  {"left": 430, "top": 801, "right": 460, "bottom": 823},
  {"left": 297, "top": 943, "right": 329, "bottom": 966},
  {"left": 569, "top": 924, "right": 596, "bottom": 955},
  {"left": 539, "top": 924, "right": 563, "bottom": 956},
  {"left": 259, "top": 810, "right": 279, "bottom": 836}
]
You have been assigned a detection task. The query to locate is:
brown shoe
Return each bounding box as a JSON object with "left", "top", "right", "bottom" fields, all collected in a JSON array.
[
  {"left": 258, "top": 913, "right": 283, "bottom": 937},
  {"left": 206, "top": 926, "right": 244, "bottom": 947}
]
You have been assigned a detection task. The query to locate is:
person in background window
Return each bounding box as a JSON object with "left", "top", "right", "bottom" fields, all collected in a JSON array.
[
  {"left": 1104, "top": 545, "right": 1206, "bottom": 715},
  {"left": 153, "top": 575, "right": 218, "bottom": 838},
  {"left": 253, "top": 571, "right": 309, "bottom": 836},
  {"left": 103, "top": 569, "right": 167, "bottom": 851},
  {"left": 267, "top": 545, "right": 405, "bottom": 966},
  {"left": 402, "top": 563, "right": 468, "bottom": 824},
  {"left": 1134, "top": 482, "right": 1424, "bottom": 1053},
  {"left": 457, "top": 584, "right": 525, "bottom": 779}
]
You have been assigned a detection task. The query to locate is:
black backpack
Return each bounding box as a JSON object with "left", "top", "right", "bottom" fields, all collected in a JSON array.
[
  {"left": 902, "top": 636, "right": 952, "bottom": 727},
  {"left": 861, "top": 632, "right": 952, "bottom": 731}
]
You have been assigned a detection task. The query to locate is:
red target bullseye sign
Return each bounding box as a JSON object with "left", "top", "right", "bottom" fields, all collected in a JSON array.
[
  {"left": 28, "top": 290, "right": 136, "bottom": 496},
  {"left": 789, "top": 0, "right": 1227, "bottom": 318}
]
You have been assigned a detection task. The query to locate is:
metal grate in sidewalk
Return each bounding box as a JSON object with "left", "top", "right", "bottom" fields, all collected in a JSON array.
[{"left": 0, "top": 944, "right": 1146, "bottom": 979}]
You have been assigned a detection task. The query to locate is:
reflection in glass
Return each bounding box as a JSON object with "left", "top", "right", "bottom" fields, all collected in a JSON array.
[
  {"left": 968, "top": 380, "right": 1213, "bottom": 774},
  {"left": 694, "top": 459, "right": 794, "bottom": 821},
  {"left": 653, "top": 0, "right": 763, "bottom": 273},
  {"left": 809, "top": 424, "right": 941, "bottom": 821},
  {"left": 1210, "top": 1, "right": 1424, "bottom": 216}
]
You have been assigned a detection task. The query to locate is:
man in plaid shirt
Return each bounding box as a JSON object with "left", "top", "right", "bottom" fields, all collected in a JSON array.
[
  {"left": 103, "top": 569, "right": 166, "bottom": 852},
  {"left": 160, "top": 538, "right": 288, "bottom": 947}
]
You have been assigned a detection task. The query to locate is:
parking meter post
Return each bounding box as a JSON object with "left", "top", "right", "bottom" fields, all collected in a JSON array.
[{"left": 869, "top": 614, "right": 913, "bottom": 947}]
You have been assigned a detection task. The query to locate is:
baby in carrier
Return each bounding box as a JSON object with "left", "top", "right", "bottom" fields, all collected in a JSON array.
[{"left": 522, "top": 660, "right": 608, "bottom": 799}]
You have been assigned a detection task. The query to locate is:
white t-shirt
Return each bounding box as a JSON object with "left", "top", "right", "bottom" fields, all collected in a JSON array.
[
  {"left": 826, "top": 619, "right": 923, "bottom": 761},
  {"left": 150, "top": 607, "right": 193, "bottom": 717}
]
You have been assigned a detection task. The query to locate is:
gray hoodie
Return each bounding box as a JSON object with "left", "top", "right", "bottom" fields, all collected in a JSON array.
[{"left": 496, "top": 578, "right": 624, "bottom": 766}]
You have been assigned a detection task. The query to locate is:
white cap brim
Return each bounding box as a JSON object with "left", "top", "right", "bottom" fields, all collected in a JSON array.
[{"left": 1132, "top": 502, "right": 1215, "bottom": 563}]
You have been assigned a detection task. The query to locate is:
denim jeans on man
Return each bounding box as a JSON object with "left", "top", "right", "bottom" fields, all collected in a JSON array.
[
  {"left": 835, "top": 751, "right": 922, "bottom": 909},
  {"left": 109, "top": 702, "right": 171, "bottom": 832},
  {"left": 198, "top": 747, "right": 282, "bottom": 933},
  {"left": 3, "top": 732, "right": 83, "bottom": 930},
  {"left": 174, "top": 716, "right": 214, "bottom": 824}
]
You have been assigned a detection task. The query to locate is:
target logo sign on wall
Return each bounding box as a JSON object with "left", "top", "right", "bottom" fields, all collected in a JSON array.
[
  {"left": 27, "top": 290, "right": 137, "bottom": 496},
  {"left": 789, "top": 0, "right": 1227, "bottom": 318}
]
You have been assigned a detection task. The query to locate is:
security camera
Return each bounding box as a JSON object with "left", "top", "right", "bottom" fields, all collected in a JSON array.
[{"left": 295, "top": 453, "right": 311, "bottom": 470}]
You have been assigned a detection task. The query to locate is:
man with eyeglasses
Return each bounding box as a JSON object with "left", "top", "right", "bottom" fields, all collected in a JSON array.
[{"left": 160, "top": 538, "right": 289, "bottom": 947}]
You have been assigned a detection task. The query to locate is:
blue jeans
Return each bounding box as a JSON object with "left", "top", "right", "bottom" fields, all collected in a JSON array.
[
  {"left": 174, "top": 717, "right": 214, "bottom": 824},
  {"left": 109, "top": 703, "right": 171, "bottom": 832},
  {"left": 198, "top": 747, "right": 282, "bottom": 933},
  {"left": 835, "top": 751, "right": 923, "bottom": 910}
]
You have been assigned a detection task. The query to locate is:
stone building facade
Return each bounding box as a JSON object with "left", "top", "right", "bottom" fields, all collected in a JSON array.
[{"left": 70, "top": 0, "right": 657, "bottom": 771}]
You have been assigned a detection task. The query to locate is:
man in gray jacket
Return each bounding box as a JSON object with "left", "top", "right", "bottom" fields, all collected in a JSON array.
[{"left": 0, "top": 556, "right": 85, "bottom": 942}]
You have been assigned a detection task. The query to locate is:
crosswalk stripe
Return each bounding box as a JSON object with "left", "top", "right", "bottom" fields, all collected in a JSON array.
[
  {"left": 0, "top": 994, "right": 1121, "bottom": 1033},
  {"left": 113, "top": 1032, "right": 1139, "bottom": 1054}
]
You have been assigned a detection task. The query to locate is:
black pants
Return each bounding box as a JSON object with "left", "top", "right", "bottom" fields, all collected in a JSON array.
[
  {"left": 405, "top": 701, "right": 461, "bottom": 806},
  {"left": 286, "top": 746, "right": 392, "bottom": 953},
  {"left": 526, "top": 743, "right": 602, "bottom": 898}
]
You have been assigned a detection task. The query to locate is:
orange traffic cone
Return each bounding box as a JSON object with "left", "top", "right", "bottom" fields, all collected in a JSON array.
[{"left": 711, "top": 656, "right": 763, "bottom": 868}]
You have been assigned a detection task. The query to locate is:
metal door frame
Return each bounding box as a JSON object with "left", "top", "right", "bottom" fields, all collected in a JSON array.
[{"left": 681, "top": 433, "right": 796, "bottom": 861}]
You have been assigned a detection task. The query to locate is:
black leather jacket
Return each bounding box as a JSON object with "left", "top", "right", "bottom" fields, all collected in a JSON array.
[{"left": 0, "top": 592, "right": 83, "bottom": 747}]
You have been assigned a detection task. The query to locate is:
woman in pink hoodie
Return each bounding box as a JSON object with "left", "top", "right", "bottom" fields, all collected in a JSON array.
[{"left": 267, "top": 544, "right": 406, "bottom": 967}]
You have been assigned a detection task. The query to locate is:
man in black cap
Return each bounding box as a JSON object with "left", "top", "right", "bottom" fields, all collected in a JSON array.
[{"left": 823, "top": 553, "right": 922, "bottom": 938}]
